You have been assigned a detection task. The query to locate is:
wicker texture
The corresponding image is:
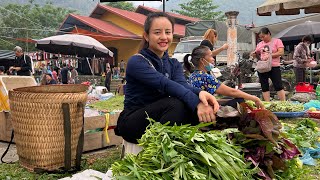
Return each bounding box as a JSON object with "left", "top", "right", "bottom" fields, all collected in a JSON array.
[{"left": 9, "top": 85, "right": 87, "bottom": 171}]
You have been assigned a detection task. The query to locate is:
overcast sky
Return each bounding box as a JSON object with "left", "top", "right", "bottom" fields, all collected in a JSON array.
[{"left": 131, "top": 1, "right": 162, "bottom": 8}]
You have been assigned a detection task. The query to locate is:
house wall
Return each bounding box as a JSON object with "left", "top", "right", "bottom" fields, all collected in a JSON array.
[
  {"left": 101, "top": 13, "right": 144, "bottom": 36},
  {"left": 104, "top": 39, "right": 141, "bottom": 67},
  {"left": 98, "top": 12, "right": 181, "bottom": 66}
]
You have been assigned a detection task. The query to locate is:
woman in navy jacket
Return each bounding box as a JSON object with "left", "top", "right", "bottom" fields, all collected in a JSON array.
[{"left": 115, "top": 12, "right": 219, "bottom": 144}]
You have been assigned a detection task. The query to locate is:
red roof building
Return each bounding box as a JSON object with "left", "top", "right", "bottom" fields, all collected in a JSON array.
[{"left": 58, "top": 4, "right": 200, "bottom": 66}]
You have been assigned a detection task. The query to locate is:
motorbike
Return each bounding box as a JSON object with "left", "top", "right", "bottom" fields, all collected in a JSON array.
[{"left": 217, "top": 52, "right": 292, "bottom": 94}]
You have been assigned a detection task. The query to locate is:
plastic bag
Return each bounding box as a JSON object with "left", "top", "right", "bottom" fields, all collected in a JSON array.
[
  {"left": 304, "top": 100, "right": 320, "bottom": 110},
  {"left": 300, "top": 143, "right": 320, "bottom": 166}
]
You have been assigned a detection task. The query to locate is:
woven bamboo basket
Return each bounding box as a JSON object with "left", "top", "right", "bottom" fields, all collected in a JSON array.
[{"left": 9, "top": 85, "right": 88, "bottom": 172}]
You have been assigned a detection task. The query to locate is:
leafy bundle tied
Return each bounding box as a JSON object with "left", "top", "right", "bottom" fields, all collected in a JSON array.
[{"left": 112, "top": 119, "right": 256, "bottom": 180}]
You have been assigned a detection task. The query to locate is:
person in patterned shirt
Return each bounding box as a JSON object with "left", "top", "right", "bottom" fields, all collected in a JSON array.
[{"left": 184, "top": 45, "right": 264, "bottom": 109}]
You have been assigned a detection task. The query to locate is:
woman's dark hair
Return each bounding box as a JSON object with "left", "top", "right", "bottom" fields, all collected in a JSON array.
[
  {"left": 258, "top": 27, "right": 271, "bottom": 36},
  {"left": 0, "top": 66, "right": 4, "bottom": 72},
  {"left": 302, "top": 35, "right": 314, "bottom": 43},
  {"left": 139, "top": 12, "right": 175, "bottom": 51},
  {"left": 183, "top": 45, "right": 210, "bottom": 73}
]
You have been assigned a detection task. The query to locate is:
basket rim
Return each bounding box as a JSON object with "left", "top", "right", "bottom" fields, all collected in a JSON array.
[{"left": 9, "top": 84, "right": 88, "bottom": 94}]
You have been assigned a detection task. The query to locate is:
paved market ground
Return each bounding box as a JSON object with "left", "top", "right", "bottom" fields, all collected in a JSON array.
[{"left": 0, "top": 142, "right": 18, "bottom": 163}]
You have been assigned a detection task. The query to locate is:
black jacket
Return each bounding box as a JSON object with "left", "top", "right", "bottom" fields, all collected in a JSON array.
[{"left": 14, "top": 54, "right": 32, "bottom": 76}]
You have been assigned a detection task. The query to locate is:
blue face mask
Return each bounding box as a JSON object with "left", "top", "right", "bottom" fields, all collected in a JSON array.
[{"left": 203, "top": 59, "right": 214, "bottom": 72}]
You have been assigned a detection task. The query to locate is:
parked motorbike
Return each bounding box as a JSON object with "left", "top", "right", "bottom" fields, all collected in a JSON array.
[{"left": 218, "top": 52, "right": 292, "bottom": 93}]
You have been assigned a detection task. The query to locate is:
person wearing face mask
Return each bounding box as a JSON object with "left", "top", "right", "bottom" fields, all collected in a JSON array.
[
  {"left": 184, "top": 45, "right": 264, "bottom": 109},
  {"left": 250, "top": 27, "right": 285, "bottom": 101},
  {"left": 115, "top": 12, "right": 220, "bottom": 144},
  {"left": 293, "top": 35, "right": 314, "bottom": 84}
]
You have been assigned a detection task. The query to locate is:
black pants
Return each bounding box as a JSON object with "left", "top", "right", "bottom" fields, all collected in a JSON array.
[
  {"left": 258, "top": 67, "right": 283, "bottom": 92},
  {"left": 115, "top": 97, "right": 198, "bottom": 143},
  {"left": 294, "top": 67, "right": 306, "bottom": 84},
  {"left": 115, "top": 97, "right": 244, "bottom": 144},
  {"left": 105, "top": 81, "right": 111, "bottom": 92}
]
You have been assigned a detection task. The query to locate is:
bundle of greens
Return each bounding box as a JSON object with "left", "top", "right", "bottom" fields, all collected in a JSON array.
[
  {"left": 245, "top": 100, "right": 304, "bottom": 112},
  {"left": 111, "top": 120, "right": 256, "bottom": 180},
  {"left": 282, "top": 118, "right": 320, "bottom": 149},
  {"left": 268, "top": 101, "right": 304, "bottom": 112},
  {"left": 233, "top": 104, "right": 301, "bottom": 179}
]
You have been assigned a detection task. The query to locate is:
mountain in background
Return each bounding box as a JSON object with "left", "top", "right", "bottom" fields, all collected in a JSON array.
[
  {"left": 0, "top": 0, "right": 98, "bottom": 15},
  {"left": 164, "top": 0, "right": 309, "bottom": 26}
]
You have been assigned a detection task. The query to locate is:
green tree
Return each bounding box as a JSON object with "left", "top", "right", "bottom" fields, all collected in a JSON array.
[
  {"left": 104, "top": 2, "right": 135, "bottom": 11},
  {"left": 172, "top": 0, "right": 225, "bottom": 21},
  {"left": 0, "top": 2, "right": 75, "bottom": 51}
]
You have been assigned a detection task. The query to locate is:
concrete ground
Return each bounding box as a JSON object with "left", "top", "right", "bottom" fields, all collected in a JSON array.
[{"left": 0, "top": 142, "right": 18, "bottom": 163}]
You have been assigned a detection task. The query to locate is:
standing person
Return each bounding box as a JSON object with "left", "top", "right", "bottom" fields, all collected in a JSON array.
[
  {"left": 60, "top": 63, "right": 69, "bottom": 84},
  {"left": 9, "top": 46, "right": 32, "bottom": 76},
  {"left": 251, "top": 27, "right": 285, "bottom": 101},
  {"left": 105, "top": 66, "right": 112, "bottom": 92},
  {"left": 184, "top": 45, "right": 264, "bottom": 108},
  {"left": 200, "top": 28, "right": 228, "bottom": 65},
  {"left": 69, "top": 66, "right": 78, "bottom": 84},
  {"left": 120, "top": 60, "right": 125, "bottom": 75},
  {"left": 293, "top": 35, "right": 314, "bottom": 84},
  {"left": 40, "top": 63, "right": 48, "bottom": 75},
  {"left": 115, "top": 12, "right": 219, "bottom": 144},
  {"left": 51, "top": 67, "right": 58, "bottom": 82}
]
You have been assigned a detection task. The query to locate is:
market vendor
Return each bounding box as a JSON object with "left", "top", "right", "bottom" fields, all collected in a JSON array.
[
  {"left": 115, "top": 12, "right": 219, "bottom": 144},
  {"left": 184, "top": 45, "right": 264, "bottom": 109},
  {"left": 9, "top": 46, "right": 32, "bottom": 76}
]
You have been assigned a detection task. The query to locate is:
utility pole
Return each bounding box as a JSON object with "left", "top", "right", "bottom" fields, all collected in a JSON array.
[
  {"left": 163, "top": 0, "right": 165, "bottom": 12},
  {"left": 225, "top": 11, "right": 239, "bottom": 67}
]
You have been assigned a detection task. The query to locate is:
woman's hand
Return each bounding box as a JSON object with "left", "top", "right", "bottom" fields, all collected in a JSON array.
[
  {"left": 254, "top": 97, "right": 265, "bottom": 109},
  {"left": 199, "top": 91, "right": 219, "bottom": 113},
  {"left": 221, "top": 43, "right": 229, "bottom": 50},
  {"left": 250, "top": 51, "right": 257, "bottom": 58},
  {"left": 197, "top": 102, "right": 216, "bottom": 123}
]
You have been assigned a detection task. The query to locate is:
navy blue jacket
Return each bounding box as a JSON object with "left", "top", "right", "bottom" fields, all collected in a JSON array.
[{"left": 124, "top": 48, "right": 201, "bottom": 111}]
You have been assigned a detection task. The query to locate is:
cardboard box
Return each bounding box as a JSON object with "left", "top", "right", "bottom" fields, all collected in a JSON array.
[
  {"left": 0, "top": 76, "right": 37, "bottom": 111},
  {"left": 83, "top": 131, "right": 104, "bottom": 152},
  {"left": 83, "top": 113, "right": 122, "bottom": 152},
  {"left": 83, "top": 129, "right": 123, "bottom": 152}
]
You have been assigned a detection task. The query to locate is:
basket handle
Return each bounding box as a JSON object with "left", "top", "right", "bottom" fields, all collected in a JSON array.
[
  {"left": 62, "top": 103, "right": 72, "bottom": 171},
  {"left": 75, "top": 102, "right": 85, "bottom": 170}
]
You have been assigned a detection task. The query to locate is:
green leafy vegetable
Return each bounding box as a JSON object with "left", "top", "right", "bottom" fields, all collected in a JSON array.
[{"left": 112, "top": 120, "right": 256, "bottom": 180}]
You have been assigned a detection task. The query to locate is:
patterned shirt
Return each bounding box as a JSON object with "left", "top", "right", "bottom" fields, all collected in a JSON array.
[
  {"left": 189, "top": 70, "right": 221, "bottom": 94},
  {"left": 293, "top": 42, "right": 310, "bottom": 68}
]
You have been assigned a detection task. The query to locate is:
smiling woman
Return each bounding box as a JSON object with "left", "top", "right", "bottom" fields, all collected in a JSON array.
[{"left": 114, "top": 12, "right": 220, "bottom": 144}]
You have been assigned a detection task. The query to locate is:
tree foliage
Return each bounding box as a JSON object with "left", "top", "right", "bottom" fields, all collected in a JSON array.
[
  {"left": 0, "top": 2, "right": 75, "bottom": 51},
  {"left": 172, "top": 0, "right": 225, "bottom": 21},
  {"left": 104, "top": 2, "right": 135, "bottom": 12}
]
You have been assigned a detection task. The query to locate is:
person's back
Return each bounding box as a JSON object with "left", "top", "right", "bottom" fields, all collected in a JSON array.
[{"left": 60, "top": 66, "right": 69, "bottom": 84}]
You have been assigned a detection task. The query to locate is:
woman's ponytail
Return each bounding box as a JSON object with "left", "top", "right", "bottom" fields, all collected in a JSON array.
[{"left": 183, "top": 54, "right": 192, "bottom": 73}]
